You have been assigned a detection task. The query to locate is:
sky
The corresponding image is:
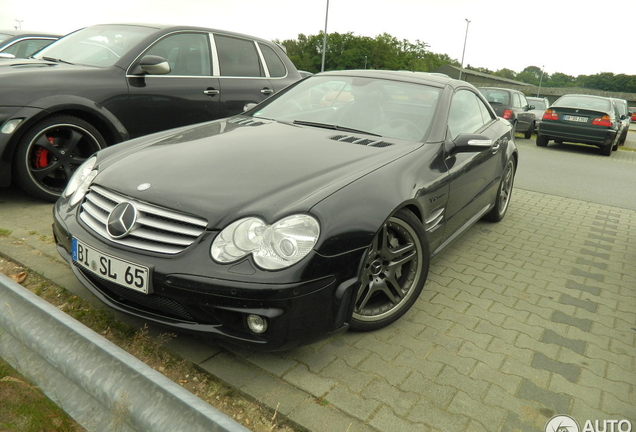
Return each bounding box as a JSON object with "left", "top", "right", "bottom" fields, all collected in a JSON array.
[{"left": 1, "top": 0, "right": 635, "bottom": 78}]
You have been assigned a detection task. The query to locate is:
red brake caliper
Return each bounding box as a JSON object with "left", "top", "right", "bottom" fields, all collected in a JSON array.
[{"left": 34, "top": 136, "right": 55, "bottom": 169}]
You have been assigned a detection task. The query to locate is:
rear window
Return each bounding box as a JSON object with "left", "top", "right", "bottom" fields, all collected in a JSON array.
[
  {"left": 554, "top": 96, "right": 611, "bottom": 112},
  {"left": 479, "top": 89, "right": 510, "bottom": 105}
]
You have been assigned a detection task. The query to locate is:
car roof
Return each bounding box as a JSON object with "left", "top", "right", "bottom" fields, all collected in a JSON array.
[
  {"left": 314, "top": 69, "right": 464, "bottom": 88},
  {"left": 69, "top": 23, "right": 280, "bottom": 46},
  {"left": 0, "top": 30, "right": 61, "bottom": 38}
]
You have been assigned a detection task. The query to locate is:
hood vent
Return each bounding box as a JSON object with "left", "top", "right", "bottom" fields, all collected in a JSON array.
[
  {"left": 229, "top": 117, "right": 266, "bottom": 127},
  {"left": 331, "top": 135, "right": 394, "bottom": 148}
]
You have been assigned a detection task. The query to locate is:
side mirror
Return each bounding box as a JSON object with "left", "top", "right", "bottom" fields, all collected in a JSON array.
[
  {"left": 130, "top": 55, "right": 170, "bottom": 75},
  {"left": 450, "top": 133, "right": 493, "bottom": 154},
  {"left": 528, "top": 105, "right": 535, "bottom": 110},
  {"left": 243, "top": 103, "right": 258, "bottom": 112}
]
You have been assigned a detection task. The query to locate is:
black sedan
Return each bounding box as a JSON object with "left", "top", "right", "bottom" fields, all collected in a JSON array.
[
  {"left": 53, "top": 70, "right": 518, "bottom": 351},
  {"left": 0, "top": 30, "right": 59, "bottom": 58},
  {"left": 536, "top": 94, "right": 623, "bottom": 156},
  {"left": 0, "top": 24, "right": 301, "bottom": 201}
]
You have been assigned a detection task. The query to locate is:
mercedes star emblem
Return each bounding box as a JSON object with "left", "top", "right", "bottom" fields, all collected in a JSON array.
[{"left": 106, "top": 202, "right": 139, "bottom": 239}]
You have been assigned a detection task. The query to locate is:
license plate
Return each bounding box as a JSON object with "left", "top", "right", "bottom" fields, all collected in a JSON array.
[
  {"left": 72, "top": 238, "right": 150, "bottom": 294},
  {"left": 563, "top": 115, "right": 588, "bottom": 123}
]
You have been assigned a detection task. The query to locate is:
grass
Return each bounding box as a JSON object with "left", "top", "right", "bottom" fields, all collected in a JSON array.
[{"left": 0, "top": 258, "right": 302, "bottom": 432}]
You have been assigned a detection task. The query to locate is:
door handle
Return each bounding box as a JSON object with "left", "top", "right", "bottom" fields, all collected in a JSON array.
[
  {"left": 261, "top": 88, "right": 274, "bottom": 95},
  {"left": 203, "top": 88, "right": 220, "bottom": 96}
]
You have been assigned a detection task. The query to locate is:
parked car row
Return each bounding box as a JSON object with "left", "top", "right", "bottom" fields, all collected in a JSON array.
[
  {"left": 0, "top": 23, "right": 303, "bottom": 201},
  {"left": 476, "top": 84, "right": 632, "bottom": 157}
]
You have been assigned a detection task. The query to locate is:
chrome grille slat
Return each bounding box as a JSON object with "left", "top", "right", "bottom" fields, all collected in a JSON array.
[
  {"left": 79, "top": 185, "right": 208, "bottom": 255},
  {"left": 129, "top": 227, "right": 194, "bottom": 247}
]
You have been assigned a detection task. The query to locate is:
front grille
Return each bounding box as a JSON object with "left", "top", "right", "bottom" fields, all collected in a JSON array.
[{"left": 79, "top": 184, "right": 208, "bottom": 255}]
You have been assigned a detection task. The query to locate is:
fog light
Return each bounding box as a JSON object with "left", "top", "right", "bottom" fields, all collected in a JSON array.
[{"left": 247, "top": 314, "right": 268, "bottom": 334}]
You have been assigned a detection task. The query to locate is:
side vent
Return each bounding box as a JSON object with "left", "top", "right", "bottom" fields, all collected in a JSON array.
[{"left": 330, "top": 135, "right": 394, "bottom": 148}]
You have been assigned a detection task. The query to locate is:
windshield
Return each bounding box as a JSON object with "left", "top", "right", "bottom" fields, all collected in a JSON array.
[
  {"left": 0, "top": 33, "right": 12, "bottom": 44},
  {"left": 34, "top": 25, "right": 156, "bottom": 67},
  {"left": 252, "top": 75, "right": 441, "bottom": 141},
  {"left": 555, "top": 95, "right": 611, "bottom": 112}
]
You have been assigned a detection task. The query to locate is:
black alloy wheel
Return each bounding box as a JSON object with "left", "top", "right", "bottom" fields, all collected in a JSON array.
[
  {"left": 350, "top": 209, "right": 429, "bottom": 332},
  {"left": 484, "top": 159, "right": 515, "bottom": 222},
  {"left": 14, "top": 115, "right": 106, "bottom": 202}
]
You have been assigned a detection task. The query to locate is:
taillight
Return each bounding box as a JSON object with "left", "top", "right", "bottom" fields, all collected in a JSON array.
[
  {"left": 502, "top": 109, "right": 513, "bottom": 120},
  {"left": 542, "top": 109, "right": 559, "bottom": 121},
  {"left": 592, "top": 116, "right": 612, "bottom": 127}
]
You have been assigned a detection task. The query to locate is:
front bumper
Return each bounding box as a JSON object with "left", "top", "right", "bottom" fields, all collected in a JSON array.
[{"left": 53, "top": 201, "right": 365, "bottom": 351}]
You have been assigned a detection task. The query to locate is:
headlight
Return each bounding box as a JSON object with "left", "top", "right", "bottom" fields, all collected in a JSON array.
[
  {"left": 211, "top": 214, "right": 320, "bottom": 270},
  {"left": 63, "top": 156, "right": 98, "bottom": 207}
]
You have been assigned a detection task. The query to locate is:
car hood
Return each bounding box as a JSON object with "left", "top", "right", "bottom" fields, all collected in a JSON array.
[
  {"left": 94, "top": 118, "right": 421, "bottom": 228},
  {"left": 0, "top": 58, "right": 111, "bottom": 105}
]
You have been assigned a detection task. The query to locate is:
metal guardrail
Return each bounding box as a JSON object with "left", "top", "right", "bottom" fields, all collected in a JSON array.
[{"left": 0, "top": 273, "right": 251, "bottom": 432}]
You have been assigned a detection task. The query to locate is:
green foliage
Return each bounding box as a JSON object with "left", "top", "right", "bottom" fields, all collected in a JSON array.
[
  {"left": 279, "top": 32, "right": 634, "bottom": 93},
  {"left": 279, "top": 32, "right": 458, "bottom": 73}
]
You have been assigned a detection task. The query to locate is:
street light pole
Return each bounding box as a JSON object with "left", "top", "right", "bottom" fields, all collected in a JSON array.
[
  {"left": 15, "top": 20, "right": 23, "bottom": 31},
  {"left": 458, "top": 18, "right": 470, "bottom": 81},
  {"left": 537, "top": 65, "right": 545, "bottom": 97},
  {"left": 320, "top": 0, "right": 329, "bottom": 72}
]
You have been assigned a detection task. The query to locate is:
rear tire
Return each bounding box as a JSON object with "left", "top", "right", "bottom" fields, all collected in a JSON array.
[
  {"left": 536, "top": 134, "right": 549, "bottom": 147},
  {"left": 600, "top": 144, "right": 612, "bottom": 156},
  {"left": 524, "top": 122, "right": 534, "bottom": 139},
  {"left": 13, "top": 115, "right": 106, "bottom": 202},
  {"left": 484, "top": 159, "right": 515, "bottom": 222}
]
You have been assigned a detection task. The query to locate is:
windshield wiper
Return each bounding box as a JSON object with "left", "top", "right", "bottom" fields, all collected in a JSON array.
[
  {"left": 293, "top": 120, "right": 381, "bottom": 137},
  {"left": 41, "top": 56, "right": 74, "bottom": 65}
]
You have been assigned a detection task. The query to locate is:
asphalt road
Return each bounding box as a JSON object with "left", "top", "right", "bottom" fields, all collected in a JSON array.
[{"left": 514, "top": 126, "right": 636, "bottom": 210}]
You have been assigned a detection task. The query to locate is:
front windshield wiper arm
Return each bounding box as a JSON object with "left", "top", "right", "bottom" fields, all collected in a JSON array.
[
  {"left": 292, "top": 120, "right": 381, "bottom": 137},
  {"left": 41, "top": 56, "right": 74, "bottom": 65}
]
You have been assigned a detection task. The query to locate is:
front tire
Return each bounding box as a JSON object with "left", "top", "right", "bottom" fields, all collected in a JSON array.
[
  {"left": 484, "top": 159, "right": 515, "bottom": 222},
  {"left": 350, "top": 209, "right": 429, "bottom": 332},
  {"left": 13, "top": 115, "right": 106, "bottom": 202}
]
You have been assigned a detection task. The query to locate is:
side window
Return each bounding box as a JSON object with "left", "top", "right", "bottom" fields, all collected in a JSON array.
[
  {"left": 215, "top": 35, "right": 263, "bottom": 77},
  {"left": 519, "top": 94, "right": 529, "bottom": 108},
  {"left": 146, "top": 33, "right": 211, "bottom": 76},
  {"left": 477, "top": 96, "right": 495, "bottom": 124},
  {"left": 258, "top": 43, "right": 286, "bottom": 78},
  {"left": 448, "top": 90, "right": 488, "bottom": 139},
  {"left": 512, "top": 93, "right": 521, "bottom": 108}
]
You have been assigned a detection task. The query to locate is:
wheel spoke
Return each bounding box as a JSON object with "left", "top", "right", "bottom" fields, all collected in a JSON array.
[
  {"left": 63, "top": 129, "right": 87, "bottom": 154},
  {"left": 31, "top": 162, "right": 62, "bottom": 181}
]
